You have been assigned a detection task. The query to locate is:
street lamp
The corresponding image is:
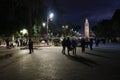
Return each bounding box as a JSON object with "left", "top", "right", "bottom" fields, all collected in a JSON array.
[
  {"left": 46, "top": 13, "right": 54, "bottom": 45},
  {"left": 49, "top": 13, "right": 54, "bottom": 19}
]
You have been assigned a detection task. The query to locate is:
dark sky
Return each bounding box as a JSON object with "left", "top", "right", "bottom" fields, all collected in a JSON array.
[{"left": 54, "top": 0, "right": 120, "bottom": 27}]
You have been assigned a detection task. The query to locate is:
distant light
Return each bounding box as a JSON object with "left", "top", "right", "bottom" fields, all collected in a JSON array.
[
  {"left": 62, "top": 26, "right": 64, "bottom": 28},
  {"left": 65, "top": 25, "right": 68, "bottom": 28},
  {"left": 42, "top": 22, "right": 46, "bottom": 27},
  {"left": 62, "top": 25, "right": 68, "bottom": 29},
  {"left": 49, "top": 13, "right": 54, "bottom": 19},
  {"left": 20, "top": 29, "right": 28, "bottom": 35}
]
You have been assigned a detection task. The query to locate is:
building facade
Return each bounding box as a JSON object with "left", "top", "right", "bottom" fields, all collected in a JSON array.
[{"left": 84, "top": 18, "right": 89, "bottom": 38}]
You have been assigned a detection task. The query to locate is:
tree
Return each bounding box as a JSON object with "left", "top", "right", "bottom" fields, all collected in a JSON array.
[
  {"left": 111, "top": 9, "right": 120, "bottom": 36},
  {"left": 47, "top": 0, "right": 65, "bottom": 37},
  {"left": 92, "top": 9, "right": 120, "bottom": 38},
  {"left": 0, "top": 0, "right": 47, "bottom": 37}
]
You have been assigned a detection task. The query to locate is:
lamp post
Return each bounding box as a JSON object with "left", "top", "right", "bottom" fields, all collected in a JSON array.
[{"left": 46, "top": 13, "right": 54, "bottom": 45}]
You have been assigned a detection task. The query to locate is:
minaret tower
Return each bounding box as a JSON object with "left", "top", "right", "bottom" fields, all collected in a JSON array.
[{"left": 84, "top": 18, "right": 89, "bottom": 38}]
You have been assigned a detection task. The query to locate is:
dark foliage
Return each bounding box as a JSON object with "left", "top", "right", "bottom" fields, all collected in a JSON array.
[{"left": 92, "top": 9, "right": 120, "bottom": 37}]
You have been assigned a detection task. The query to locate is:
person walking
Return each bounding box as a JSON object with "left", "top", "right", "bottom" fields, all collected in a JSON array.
[
  {"left": 95, "top": 38, "right": 100, "bottom": 47},
  {"left": 62, "top": 37, "right": 67, "bottom": 54},
  {"left": 71, "top": 37, "right": 77, "bottom": 55},
  {"left": 81, "top": 37, "right": 86, "bottom": 52},
  {"left": 89, "top": 38, "right": 93, "bottom": 50},
  {"left": 5, "top": 38, "right": 10, "bottom": 48},
  {"left": 66, "top": 37, "right": 72, "bottom": 55},
  {"left": 28, "top": 38, "right": 33, "bottom": 54}
]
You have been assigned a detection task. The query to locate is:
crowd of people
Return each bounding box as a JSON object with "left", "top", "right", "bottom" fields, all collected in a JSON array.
[
  {"left": 62, "top": 36, "right": 94, "bottom": 55},
  {"left": 5, "top": 38, "right": 34, "bottom": 54},
  {"left": 0, "top": 36, "right": 110, "bottom": 55}
]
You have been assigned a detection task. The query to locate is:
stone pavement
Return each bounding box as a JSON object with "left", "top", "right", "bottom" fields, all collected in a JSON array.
[
  {"left": 0, "top": 43, "right": 120, "bottom": 59},
  {"left": 0, "top": 43, "right": 120, "bottom": 80},
  {"left": 0, "top": 43, "right": 53, "bottom": 60},
  {"left": 0, "top": 46, "right": 19, "bottom": 60}
]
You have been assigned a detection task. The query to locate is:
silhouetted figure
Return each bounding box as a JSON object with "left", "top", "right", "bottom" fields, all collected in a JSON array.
[
  {"left": 85, "top": 38, "right": 89, "bottom": 48},
  {"left": 28, "top": 39, "right": 33, "bottom": 54},
  {"left": 71, "top": 38, "right": 77, "bottom": 54},
  {"left": 20, "top": 39, "right": 23, "bottom": 46},
  {"left": 15, "top": 39, "right": 19, "bottom": 47},
  {"left": 66, "top": 37, "right": 72, "bottom": 55},
  {"left": 81, "top": 38, "right": 85, "bottom": 52},
  {"left": 102, "top": 38, "right": 106, "bottom": 44},
  {"left": 95, "top": 39, "right": 100, "bottom": 47},
  {"left": 62, "top": 37, "right": 67, "bottom": 54},
  {"left": 5, "top": 38, "right": 10, "bottom": 48},
  {"left": 89, "top": 38, "right": 93, "bottom": 50}
]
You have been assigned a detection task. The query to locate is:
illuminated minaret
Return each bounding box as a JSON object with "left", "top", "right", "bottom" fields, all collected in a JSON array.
[{"left": 84, "top": 18, "right": 89, "bottom": 38}]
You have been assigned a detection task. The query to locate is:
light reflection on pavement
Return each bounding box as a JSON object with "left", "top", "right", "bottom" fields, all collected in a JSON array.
[{"left": 0, "top": 45, "right": 120, "bottom": 80}]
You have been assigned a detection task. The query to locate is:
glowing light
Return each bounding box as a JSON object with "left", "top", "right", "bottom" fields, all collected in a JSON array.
[
  {"left": 20, "top": 29, "right": 28, "bottom": 35},
  {"left": 49, "top": 13, "right": 54, "bottom": 19},
  {"left": 42, "top": 22, "right": 46, "bottom": 27}
]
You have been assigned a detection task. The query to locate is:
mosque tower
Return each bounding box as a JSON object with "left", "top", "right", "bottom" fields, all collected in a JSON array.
[{"left": 84, "top": 18, "right": 89, "bottom": 38}]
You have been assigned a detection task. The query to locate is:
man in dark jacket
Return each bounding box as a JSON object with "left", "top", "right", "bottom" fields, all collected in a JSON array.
[
  {"left": 89, "top": 38, "right": 93, "bottom": 50},
  {"left": 28, "top": 39, "right": 33, "bottom": 54},
  {"left": 81, "top": 38, "right": 85, "bottom": 52},
  {"left": 66, "top": 37, "right": 72, "bottom": 55},
  {"left": 71, "top": 38, "right": 77, "bottom": 54},
  {"left": 62, "top": 37, "right": 67, "bottom": 54}
]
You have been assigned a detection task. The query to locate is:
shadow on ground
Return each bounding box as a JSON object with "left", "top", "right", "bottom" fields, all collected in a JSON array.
[
  {"left": 65, "top": 54, "right": 98, "bottom": 67},
  {"left": 85, "top": 52, "right": 110, "bottom": 59},
  {"left": 0, "top": 53, "right": 13, "bottom": 60}
]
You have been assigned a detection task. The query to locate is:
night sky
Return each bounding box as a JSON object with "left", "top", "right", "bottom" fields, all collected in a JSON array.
[{"left": 53, "top": 0, "right": 120, "bottom": 28}]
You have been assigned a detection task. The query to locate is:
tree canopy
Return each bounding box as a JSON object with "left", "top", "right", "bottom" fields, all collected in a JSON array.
[
  {"left": 0, "top": 0, "right": 47, "bottom": 37},
  {"left": 92, "top": 9, "right": 120, "bottom": 38},
  {"left": 0, "top": 0, "right": 66, "bottom": 37}
]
